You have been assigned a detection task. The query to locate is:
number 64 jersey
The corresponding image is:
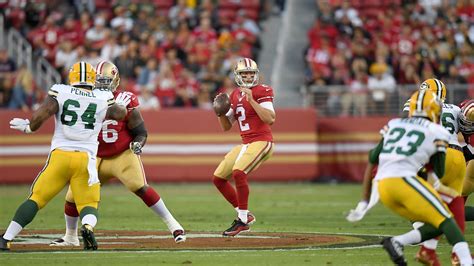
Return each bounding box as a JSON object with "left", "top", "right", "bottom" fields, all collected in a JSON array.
[
  {"left": 49, "top": 84, "right": 114, "bottom": 155},
  {"left": 374, "top": 117, "right": 450, "bottom": 181}
]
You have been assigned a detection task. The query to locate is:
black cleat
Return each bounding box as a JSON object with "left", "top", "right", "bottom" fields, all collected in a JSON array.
[
  {"left": 0, "top": 235, "right": 11, "bottom": 251},
  {"left": 222, "top": 219, "right": 250, "bottom": 237},
  {"left": 80, "top": 225, "right": 98, "bottom": 250},
  {"left": 381, "top": 237, "right": 407, "bottom": 266}
]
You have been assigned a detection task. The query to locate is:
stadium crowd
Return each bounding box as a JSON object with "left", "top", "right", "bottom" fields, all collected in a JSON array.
[
  {"left": 306, "top": 0, "right": 473, "bottom": 116},
  {"left": 0, "top": 0, "right": 285, "bottom": 111}
]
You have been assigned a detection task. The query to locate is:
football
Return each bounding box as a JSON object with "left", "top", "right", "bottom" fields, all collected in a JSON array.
[{"left": 213, "top": 93, "right": 231, "bottom": 117}]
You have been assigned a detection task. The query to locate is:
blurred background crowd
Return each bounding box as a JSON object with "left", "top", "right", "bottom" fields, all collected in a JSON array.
[{"left": 0, "top": 0, "right": 472, "bottom": 116}]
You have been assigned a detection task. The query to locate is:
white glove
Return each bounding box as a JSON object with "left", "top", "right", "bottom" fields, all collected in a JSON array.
[
  {"left": 130, "top": 142, "right": 142, "bottom": 155},
  {"left": 10, "top": 118, "right": 33, "bottom": 133},
  {"left": 115, "top": 92, "right": 132, "bottom": 107},
  {"left": 346, "top": 200, "right": 368, "bottom": 222}
]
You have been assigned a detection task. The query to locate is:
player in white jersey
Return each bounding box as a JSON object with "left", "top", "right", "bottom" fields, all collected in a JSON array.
[
  {"left": 370, "top": 90, "right": 471, "bottom": 265},
  {"left": 0, "top": 61, "right": 127, "bottom": 251}
]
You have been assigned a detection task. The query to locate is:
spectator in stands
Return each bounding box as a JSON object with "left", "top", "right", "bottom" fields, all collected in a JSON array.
[
  {"left": 8, "top": 65, "right": 36, "bottom": 111},
  {"left": 334, "top": 1, "right": 361, "bottom": 27},
  {"left": 55, "top": 41, "right": 78, "bottom": 73},
  {"left": 100, "top": 33, "right": 123, "bottom": 62},
  {"left": 137, "top": 58, "right": 159, "bottom": 90},
  {"left": 85, "top": 17, "right": 109, "bottom": 50},
  {"left": 368, "top": 62, "right": 396, "bottom": 115},
  {"left": 60, "top": 17, "right": 84, "bottom": 47},
  {"left": 169, "top": 0, "right": 196, "bottom": 29},
  {"left": 110, "top": 6, "right": 134, "bottom": 33},
  {"left": 0, "top": 49, "right": 16, "bottom": 107},
  {"left": 155, "top": 63, "right": 178, "bottom": 107},
  {"left": 138, "top": 85, "right": 160, "bottom": 111},
  {"left": 341, "top": 70, "right": 368, "bottom": 117}
]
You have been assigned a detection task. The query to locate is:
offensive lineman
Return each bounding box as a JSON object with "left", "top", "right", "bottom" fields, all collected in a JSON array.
[
  {"left": 50, "top": 61, "right": 186, "bottom": 247},
  {"left": 373, "top": 90, "right": 471, "bottom": 265},
  {"left": 212, "top": 58, "right": 275, "bottom": 236},
  {"left": 1, "top": 61, "right": 127, "bottom": 251}
]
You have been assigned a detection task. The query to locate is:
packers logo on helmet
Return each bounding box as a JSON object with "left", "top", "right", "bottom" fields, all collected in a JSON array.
[
  {"left": 96, "top": 61, "right": 120, "bottom": 92},
  {"left": 419, "top": 78, "right": 447, "bottom": 103},
  {"left": 459, "top": 99, "right": 474, "bottom": 135},
  {"left": 409, "top": 90, "right": 442, "bottom": 123},
  {"left": 234, "top": 58, "right": 259, "bottom": 88},
  {"left": 68, "top": 61, "right": 96, "bottom": 88}
]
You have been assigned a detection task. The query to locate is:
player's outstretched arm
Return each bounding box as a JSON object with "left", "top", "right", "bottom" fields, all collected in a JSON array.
[
  {"left": 30, "top": 95, "right": 59, "bottom": 131},
  {"left": 127, "top": 108, "right": 147, "bottom": 154}
]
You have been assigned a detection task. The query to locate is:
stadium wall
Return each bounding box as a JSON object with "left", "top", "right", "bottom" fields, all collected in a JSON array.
[{"left": 0, "top": 110, "right": 392, "bottom": 184}]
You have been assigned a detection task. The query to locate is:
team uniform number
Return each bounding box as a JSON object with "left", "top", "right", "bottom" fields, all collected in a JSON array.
[
  {"left": 381, "top": 127, "right": 426, "bottom": 156},
  {"left": 236, "top": 106, "right": 250, "bottom": 131},
  {"left": 60, "top": 99, "right": 97, "bottom": 129},
  {"left": 441, "top": 113, "right": 456, "bottom": 134},
  {"left": 101, "top": 120, "right": 119, "bottom": 143}
]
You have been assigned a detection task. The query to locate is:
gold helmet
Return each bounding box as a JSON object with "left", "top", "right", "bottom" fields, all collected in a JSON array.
[
  {"left": 68, "top": 61, "right": 96, "bottom": 88},
  {"left": 233, "top": 57, "right": 259, "bottom": 88},
  {"left": 419, "top": 78, "right": 447, "bottom": 103},
  {"left": 459, "top": 99, "right": 474, "bottom": 135},
  {"left": 408, "top": 90, "right": 442, "bottom": 123},
  {"left": 95, "top": 60, "right": 120, "bottom": 91}
]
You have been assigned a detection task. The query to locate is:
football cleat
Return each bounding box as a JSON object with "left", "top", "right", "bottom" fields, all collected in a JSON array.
[
  {"left": 0, "top": 235, "right": 11, "bottom": 251},
  {"left": 415, "top": 246, "right": 440, "bottom": 266},
  {"left": 381, "top": 237, "right": 407, "bottom": 266},
  {"left": 223, "top": 219, "right": 250, "bottom": 237},
  {"left": 49, "top": 236, "right": 80, "bottom": 247},
  {"left": 173, "top": 229, "right": 186, "bottom": 244},
  {"left": 247, "top": 212, "right": 256, "bottom": 225},
  {"left": 80, "top": 224, "right": 98, "bottom": 250}
]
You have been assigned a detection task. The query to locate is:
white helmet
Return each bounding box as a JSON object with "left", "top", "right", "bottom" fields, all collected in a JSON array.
[{"left": 233, "top": 57, "right": 259, "bottom": 88}]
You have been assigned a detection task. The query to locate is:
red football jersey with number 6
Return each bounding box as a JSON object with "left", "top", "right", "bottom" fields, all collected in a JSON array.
[
  {"left": 98, "top": 91, "right": 140, "bottom": 157},
  {"left": 229, "top": 84, "right": 274, "bottom": 144}
]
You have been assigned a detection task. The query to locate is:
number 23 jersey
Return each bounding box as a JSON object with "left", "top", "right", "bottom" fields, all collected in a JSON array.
[
  {"left": 229, "top": 84, "right": 274, "bottom": 144},
  {"left": 374, "top": 117, "right": 450, "bottom": 180},
  {"left": 97, "top": 91, "right": 140, "bottom": 158}
]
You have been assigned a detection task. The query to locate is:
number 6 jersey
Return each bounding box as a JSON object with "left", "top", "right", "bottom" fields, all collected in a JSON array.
[
  {"left": 374, "top": 117, "right": 450, "bottom": 181},
  {"left": 48, "top": 84, "right": 115, "bottom": 155}
]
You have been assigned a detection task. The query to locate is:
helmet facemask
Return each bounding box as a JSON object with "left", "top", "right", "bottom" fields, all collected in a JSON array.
[
  {"left": 234, "top": 70, "right": 259, "bottom": 88},
  {"left": 95, "top": 61, "right": 120, "bottom": 92}
]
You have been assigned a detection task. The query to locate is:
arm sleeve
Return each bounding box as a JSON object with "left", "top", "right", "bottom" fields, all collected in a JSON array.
[
  {"left": 256, "top": 86, "right": 274, "bottom": 103},
  {"left": 429, "top": 152, "right": 446, "bottom": 178},
  {"left": 368, "top": 138, "right": 384, "bottom": 164}
]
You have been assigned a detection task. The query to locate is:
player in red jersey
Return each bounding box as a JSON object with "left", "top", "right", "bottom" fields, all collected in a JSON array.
[
  {"left": 459, "top": 100, "right": 474, "bottom": 223},
  {"left": 212, "top": 58, "right": 276, "bottom": 236},
  {"left": 50, "top": 61, "right": 186, "bottom": 246}
]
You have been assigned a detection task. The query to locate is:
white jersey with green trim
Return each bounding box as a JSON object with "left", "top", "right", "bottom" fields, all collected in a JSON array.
[
  {"left": 48, "top": 84, "right": 115, "bottom": 155},
  {"left": 374, "top": 117, "right": 450, "bottom": 181},
  {"left": 440, "top": 103, "right": 461, "bottom": 146}
]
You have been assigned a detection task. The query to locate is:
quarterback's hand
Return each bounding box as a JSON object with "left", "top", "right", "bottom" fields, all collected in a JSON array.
[
  {"left": 115, "top": 92, "right": 132, "bottom": 107},
  {"left": 346, "top": 200, "right": 368, "bottom": 222},
  {"left": 240, "top": 87, "right": 253, "bottom": 102},
  {"left": 130, "top": 142, "right": 142, "bottom": 155},
  {"left": 9, "top": 118, "right": 33, "bottom": 133}
]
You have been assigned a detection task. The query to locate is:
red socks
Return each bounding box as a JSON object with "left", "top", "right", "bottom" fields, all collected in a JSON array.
[
  {"left": 65, "top": 201, "right": 79, "bottom": 217},
  {"left": 449, "top": 196, "right": 466, "bottom": 233},
  {"left": 233, "top": 170, "right": 249, "bottom": 210},
  {"left": 213, "top": 176, "right": 238, "bottom": 208},
  {"left": 139, "top": 187, "right": 161, "bottom": 207}
]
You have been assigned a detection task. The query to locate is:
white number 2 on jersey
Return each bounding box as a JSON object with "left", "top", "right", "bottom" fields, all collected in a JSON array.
[
  {"left": 101, "top": 120, "right": 118, "bottom": 143},
  {"left": 236, "top": 106, "right": 250, "bottom": 131}
]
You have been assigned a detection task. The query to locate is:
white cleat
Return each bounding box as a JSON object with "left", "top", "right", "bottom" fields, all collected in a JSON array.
[
  {"left": 49, "top": 236, "right": 80, "bottom": 247},
  {"left": 173, "top": 230, "right": 186, "bottom": 244}
]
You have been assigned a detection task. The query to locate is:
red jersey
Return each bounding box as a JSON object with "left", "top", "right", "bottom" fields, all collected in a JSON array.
[
  {"left": 229, "top": 84, "right": 274, "bottom": 144},
  {"left": 97, "top": 91, "right": 140, "bottom": 158}
]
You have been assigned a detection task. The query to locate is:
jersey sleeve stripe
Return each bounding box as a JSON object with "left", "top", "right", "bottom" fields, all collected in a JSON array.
[
  {"left": 257, "top": 96, "right": 273, "bottom": 102},
  {"left": 48, "top": 90, "right": 58, "bottom": 98},
  {"left": 107, "top": 98, "right": 115, "bottom": 106}
]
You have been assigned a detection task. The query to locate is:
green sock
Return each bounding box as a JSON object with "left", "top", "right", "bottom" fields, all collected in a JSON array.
[
  {"left": 79, "top": 206, "right": 99, "bottom": 220},
  {"left": 12, "top": 200, "right": 39, "bottom": 227},
  {"left": 439, "top": 218, "right": 465, "bottom": 245},
  {"left": 418, "top": 223, "right": 442, "bottom": 241},
  {"left": 465, "top": 206, "right": 474, "bottom": 221}
]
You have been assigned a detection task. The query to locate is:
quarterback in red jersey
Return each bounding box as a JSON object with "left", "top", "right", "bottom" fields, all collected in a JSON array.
[
  {"left": 50, "top": 61, "right": 186, "bottom": 247},
  {"left": 212, "top": 58, "right": 275, "bottom": 236}
]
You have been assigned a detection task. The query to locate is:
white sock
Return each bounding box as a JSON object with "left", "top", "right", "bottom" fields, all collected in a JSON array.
[
  {"left": 150, "top": 199, "right": 183, "bottom": 232},
  {"left": 81, "top": 214, "right": 97, "bottom": 228},
  {"left": 238, "top": 209, "right": 248, "bottom": 224},
  {"left": 3, "top": 221, "right": 23, "bottom": 241},
  {"left": 453, "top": 242, "right": 472, "bottom": 265},
  {"left": 65, "top": 214, "right": 79, "bottom": 237},
  {"left": 422, "top": 238, "right": 438, "bottom": 250},
  {"left": 235, "top": 207, "right": 239, "bottom": 214},
  {"left": 393, "top": 229, "right": 422, "bottom": 246}
]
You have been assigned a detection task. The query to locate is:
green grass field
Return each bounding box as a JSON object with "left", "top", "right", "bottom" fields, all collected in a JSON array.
[{"left": 1, "top": 183, "right": 473, "bottom": 265}]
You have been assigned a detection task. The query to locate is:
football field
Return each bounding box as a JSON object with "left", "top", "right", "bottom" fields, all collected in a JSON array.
[{"left": 1, "top": 183, "right": 472, "bottom": 265}]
